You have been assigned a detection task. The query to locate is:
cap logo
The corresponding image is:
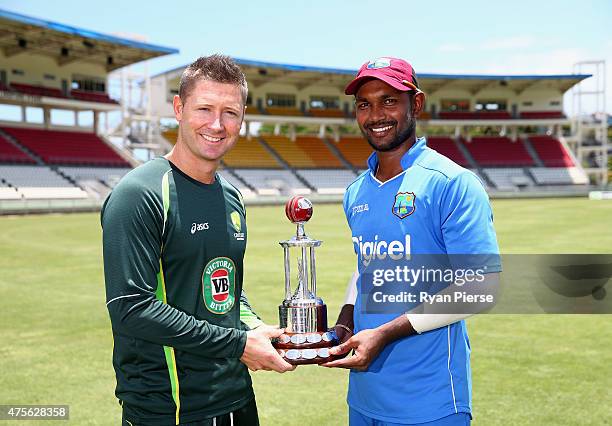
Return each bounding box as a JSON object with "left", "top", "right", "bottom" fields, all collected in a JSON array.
[{"left": 366, "top": 57, "right": 391, "bottom": 69}]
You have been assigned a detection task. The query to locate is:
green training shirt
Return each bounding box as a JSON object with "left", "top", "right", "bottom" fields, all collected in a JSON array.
[{"left": 102, "top": 157, "right": 262, "bottom": 425}]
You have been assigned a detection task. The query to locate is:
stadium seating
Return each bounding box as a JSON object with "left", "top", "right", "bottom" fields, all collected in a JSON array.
[
  {"left": 438, "top": 111, "right": 512, "bottom": 120},
  {"left": 217, "top": 169, "right": 251, "bottom": 190},
  {"left": 462, "top": 137, "right": 534, "bottom": 167},
  {"left": 70, "top": 89, "right": 118, "bottom": 104},
  {"left": 483, "top": 168, "right": 533, "bottom": 191},
  {"left": 297, "top": 169, "right": 357, "bottom": 194},
  {"left": 10, "top": 83, "right": 66, "bottom": 98},
  {"left": 222, "top": 137, "right": 280, "bottom": 168},
  {"left": 1, "top": 127, "right": 130, "bottom": 167},
  {"left": 529, "top": 167, "right": 588, "bottom": 185},
  {"left": 295, "top": 136, "right": 343, "bottom": 168},
  {"left": 262, "top": 135, "right": 317, "bottom": 168},
  {"left": 334, "top": 136, "right": 372, "bottom": 169},
  {"left": 308, "top": 109, "right": 346, "bottom": 118},
  {"left": 246, "top": 105, "right": 262, "bottom": 115},
  {"left": 232, "top": 169, "right": 310, "bottom": 195},
  {"left": 0, "top": 134, "right": 36, "bottom": 164},
  {"left": 527, "top": 135, "right": 574, "bottom": 167},
  {"left": 519, "top": 111, "right": 565, "bottom": 119},
  {"left": 59, "top": 166, "right": 131, "bottom": 188},
  {"left": 0, "top": 165, "right": 74, "bottom": 187},
  {"left": 426, "top": 137, "right": 470, "bottom": 167},
  {"left": 264, "top": 107, "right": 304, "bottom": 116}
]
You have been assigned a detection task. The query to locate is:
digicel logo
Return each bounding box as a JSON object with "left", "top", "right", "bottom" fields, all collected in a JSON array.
[
  {"left": 211, "top": 269, "right": 230, "bottom": 302},
  {"left": 352, "top": 234, "right": 411, "bottom": 266}
]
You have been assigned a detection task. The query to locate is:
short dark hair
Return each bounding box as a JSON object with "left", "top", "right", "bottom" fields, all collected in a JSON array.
[{"left": 179, "top": 54, "right": 248, "bottom": 103}]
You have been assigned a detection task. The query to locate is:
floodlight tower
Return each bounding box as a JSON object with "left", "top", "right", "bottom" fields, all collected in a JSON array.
[
  {"left": 106, "top": 33, "right": 170, "bottom": 162},
  {"left": 572, "top": 60, "right": 608, "bottom": 186}
]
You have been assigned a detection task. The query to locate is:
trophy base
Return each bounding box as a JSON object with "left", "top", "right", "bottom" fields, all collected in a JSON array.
[{"left": 273, "top": 330, "right": 338, "bottom": 365}]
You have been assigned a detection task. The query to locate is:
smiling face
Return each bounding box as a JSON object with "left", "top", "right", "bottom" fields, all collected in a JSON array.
[
  {"left": 355, "top": 79, "right": 422, "bottom": 153},
  {"left": 173, "top": 78, "right": 245, "bottom": 164}
]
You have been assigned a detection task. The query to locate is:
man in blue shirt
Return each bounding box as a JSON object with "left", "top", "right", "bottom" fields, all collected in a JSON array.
[{"left": 323, "top": 57, "right": 500, "bottom": 425}]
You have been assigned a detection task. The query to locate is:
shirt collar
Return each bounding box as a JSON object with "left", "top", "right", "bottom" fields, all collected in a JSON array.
[{"left": 366, "top": 136, "right": 427, "bottom": 172}]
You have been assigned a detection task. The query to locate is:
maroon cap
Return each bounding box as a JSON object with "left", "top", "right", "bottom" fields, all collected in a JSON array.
[{"left": 345, "top": 57, "right": 420, "bottom": 95}]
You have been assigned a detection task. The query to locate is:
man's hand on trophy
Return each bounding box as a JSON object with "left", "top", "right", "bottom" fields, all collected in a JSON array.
[
  {"left": 321, "top": 328, "right": 386, "bottom": 371},
  {"left": 240, "top": 325, "right": 296, "bottom": 373}
]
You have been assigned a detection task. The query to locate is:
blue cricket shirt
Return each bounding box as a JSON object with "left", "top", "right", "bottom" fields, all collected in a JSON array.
[{"left": 342, "top": 136, "right": 500, "bottom": 423}]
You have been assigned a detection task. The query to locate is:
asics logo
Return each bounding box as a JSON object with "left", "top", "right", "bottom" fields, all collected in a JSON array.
[{"left": 191, "top": 222, "right": 210, "bottom": 234}]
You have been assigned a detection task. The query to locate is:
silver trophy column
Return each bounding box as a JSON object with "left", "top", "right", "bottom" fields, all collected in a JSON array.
[{"left": 279, "top": 221, "right": 327, "bottom": 334}]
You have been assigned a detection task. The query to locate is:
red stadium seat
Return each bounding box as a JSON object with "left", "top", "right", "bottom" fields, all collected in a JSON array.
[
  {"left": 70, "top": 89, "right": 119, "bottom": 104},
  {"left": 10, "top": 83, "right": 66, "bottom": 98},
  {"left": 519, "top": 111, "right": 565, "bottom": 119},
  {"left": 528, "top": 135, "right": 574, "bottom": 167},
  {"left": 462, "top": 136, "right": 534, "bottom": 167},
  {"left": 1, "top": 127, "right": 129, "bottom": 167},
  {"left": 426, "top": 137, "right": 470, "bottom": 167},
  {"left": 0, "top": 134, "right": 36, "bottom": 164},
  {"left": 438, "top": 111, "right": 512, "bottom": 120}
]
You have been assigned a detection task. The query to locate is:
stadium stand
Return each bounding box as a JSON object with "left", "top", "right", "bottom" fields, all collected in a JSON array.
[
  {"left": 530, "top": 167, "right": 588, "bottom": 185},
  {"left": 264, "top": 107, "right": 304, "bottom": 116},
  {"left": 462, "top": 137, "right": 534, "bottom": 167},
  {"left": 0, "top": 134, "right": 36, "bottom": 163},
  {"left": 297, "top": 169, "right": 357, "bottom": 194},
  {"left": 519, "top": 111, "right": 565, "bottom": 119},
  {"left": 222, "top": 137, "right": 280, "bottom": 168},
  {"left": 246, "top": 104, "right": 262, "bottom": 114},
  {"left": 0, "top": 165, "right": 74, "bottom": 187},
  {"left": 295, "top": 136, "right": 344, "bottom": 168},
  {"left": 334, "top": 136, "right": 372, "bottom": 169},
  {"left": 0, "top": 8, "right": 599, "bottom": 208},
  {"left": 216, "top": 170, "right": 254, "bottom": 196},
  {"left": 59, "top": 166, "right": 131, "bottom": 187},
  {"left": 438, "top": 111, "right": 512, "bottom": 120},
  {"left": 527, "top": 135, "right": 574, "bottom": 167},
  {"left": 426, "top": 137, "right": 470, "bottom": 167},
  {"left": 0, "top": 165, "right": 88, "bottom": 200},
  {"left": 308, "top": 109, "right": 346, "bottom": 118},
  {"left": 70, "top": 89, "right": 118, "bottom": 104},
  {"left": 10, "top": 83, "right": 66, "bottom": 98},
  {"left": 483, "top": 168, "right": 533, "bottom": 191},
  {"left": 232, "top": 169, "right": 310, "bottom": 195},
  {"left": 261, "top": 135, "right": 316, "bottom": 168},
  {"left": 1, "top": 127, "right": 130, "bottom": 166}
]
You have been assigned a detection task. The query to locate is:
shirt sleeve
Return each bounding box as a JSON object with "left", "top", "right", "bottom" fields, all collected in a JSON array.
[
  {"left": 439, "top": 171, "right": 501, "bottom": 272},
  {"left": 102, "top": 180, "right": 247, "bottom": 359},
  {"left": 239, "top": 290, "right": 264, "bottom": 330}
]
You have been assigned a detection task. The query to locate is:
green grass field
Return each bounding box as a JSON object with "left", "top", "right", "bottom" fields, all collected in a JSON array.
[{"left": 1, "top": 198, "right": 611, "bottom": 425}]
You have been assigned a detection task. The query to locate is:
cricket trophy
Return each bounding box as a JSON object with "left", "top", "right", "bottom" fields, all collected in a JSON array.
[{"left": 273, "top": 196, "right": 338, "bottom": 365}]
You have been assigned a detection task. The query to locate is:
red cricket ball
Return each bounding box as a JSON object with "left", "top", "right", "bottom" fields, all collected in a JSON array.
[{"left": 285, "top": 196, "right": 313, "bottom": 223}]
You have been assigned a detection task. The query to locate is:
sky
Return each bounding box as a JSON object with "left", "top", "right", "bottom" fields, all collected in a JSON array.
[{"left": 2, "top": 0, "right": 612, "bottom": 114}]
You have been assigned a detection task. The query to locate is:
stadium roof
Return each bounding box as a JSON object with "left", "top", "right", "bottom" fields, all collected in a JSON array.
[
  {"left": 0, "top": 9, "right": 178, "bottom": 71},
  {"left": 157, "top": 57, "right": 591, "bottom": 95}
]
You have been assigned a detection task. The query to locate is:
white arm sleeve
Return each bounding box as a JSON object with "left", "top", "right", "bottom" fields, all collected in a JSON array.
[
  {"left": 406, "top": 272, "right": 499, "bottom": 334},
  {"left": 343, "top": 270, "right": 358, "bottom": 305}
]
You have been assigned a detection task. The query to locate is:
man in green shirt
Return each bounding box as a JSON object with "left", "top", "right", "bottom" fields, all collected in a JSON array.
[{"left": 102, "top": 55, "right": 293, "bottom": 426}]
